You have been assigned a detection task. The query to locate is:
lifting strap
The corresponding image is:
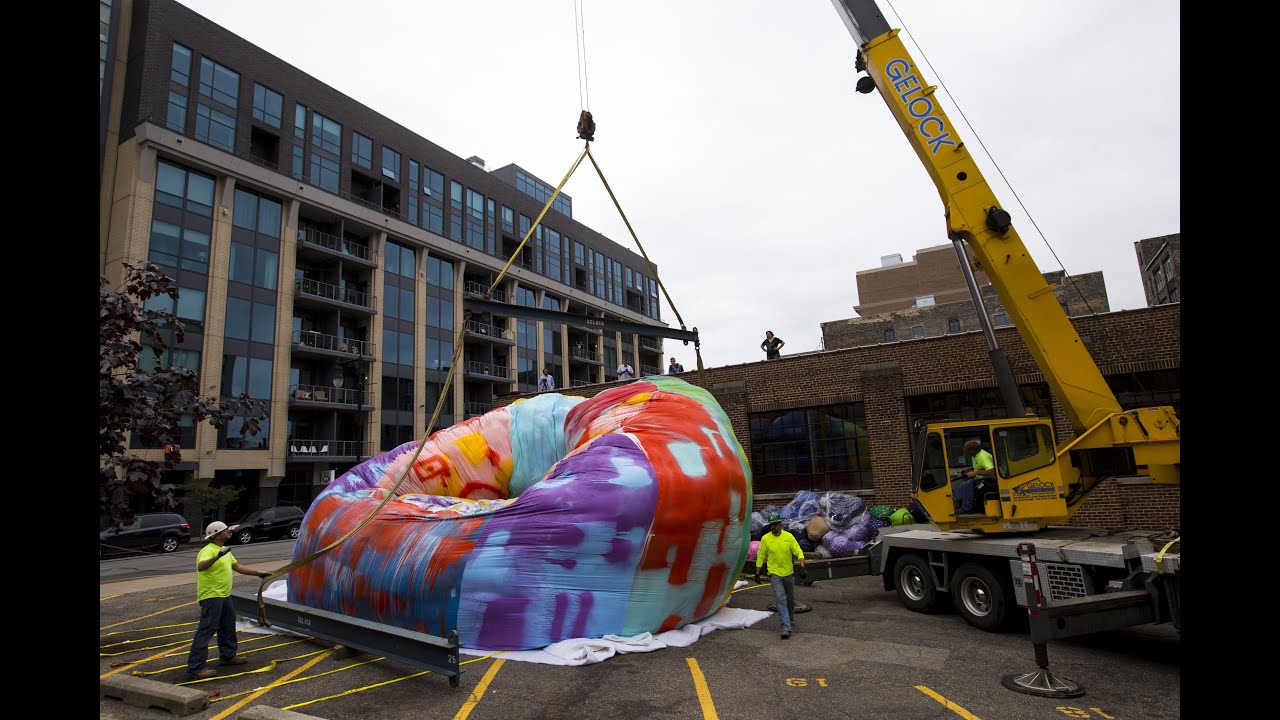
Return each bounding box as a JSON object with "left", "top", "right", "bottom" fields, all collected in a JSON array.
[{"left": 255, "top": 115, "right": 705, "bottom": 625}]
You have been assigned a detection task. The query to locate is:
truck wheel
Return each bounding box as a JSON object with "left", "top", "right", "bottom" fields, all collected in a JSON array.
[
  {"left": 893, "top": 553, "right": 939, "bottom": 613},
  {"left": 951, "top": 563, "right": 1017, "bottom": 632}
]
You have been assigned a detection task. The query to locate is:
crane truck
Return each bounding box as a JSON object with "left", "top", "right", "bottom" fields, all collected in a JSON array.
[{"left": 753, "top": 0, "right": 1181, "bottom": 641}]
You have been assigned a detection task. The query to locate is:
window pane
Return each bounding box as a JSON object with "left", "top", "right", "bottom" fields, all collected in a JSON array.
[
  {"left": 180, "top": 228, "right": 210, "bottom": 273},
  {"left": 166, "top": 91, "right": 187, "bottom": 133},
  {"left": 224, "top": 297, "right": 251, "bottom": 340},
  {"left": 251, "top": 302, "right": 275, "bottom": 344},
  {"left": 255, "top": 248, "right": 278, "bottom": 290},
  {"left": 400, "top": 287, "right": 415, "bottom": 322},
  {"left": 221, "top": 354, "right": 248, "bottom": 396},
  {"left": 186, "top": 172, "right": 215, "bottom": 213},
  {"left": 248, "top": 357, "right": 273, "bottom": 399},
  {"left": 232, "top": 189, "right": 257, "bottom": 230},
  {"left": 383, "top": 328, "right": 397, "bottom": 364},
  {"left": 149, "top": 219, "right": 181, "bottom": 258},
  {"left": 229, "top": 242, "right": 254, "bottom": 284},
  {"left": 155, "top": 162, "right": 186, "bottom": 207},
  {"left": 398, "top": 330, "right": 414, "bottom": 366},
  {"left": 257, "top": 196, "right": 281, "bottom": 238},
  {"left": 176, "top": 288, "right": 206, "bottom": 328}
]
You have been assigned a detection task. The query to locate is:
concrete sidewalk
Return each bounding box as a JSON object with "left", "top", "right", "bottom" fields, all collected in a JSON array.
[{"left": 99, "top": 559, "right": 294, "bottom": 598}]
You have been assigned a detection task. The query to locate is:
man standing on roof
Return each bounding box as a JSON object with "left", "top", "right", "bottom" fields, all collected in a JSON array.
[{"left": 754, "top": 512, "right": 807, "bottom": 639}]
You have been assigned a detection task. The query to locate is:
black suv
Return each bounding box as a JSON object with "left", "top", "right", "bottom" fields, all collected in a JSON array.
[
  {"left": 100, "top": 512, "right": 192, "bottom": 556},
  {"left": 231, "top": 506, "right": 305, "bottom": 545}
]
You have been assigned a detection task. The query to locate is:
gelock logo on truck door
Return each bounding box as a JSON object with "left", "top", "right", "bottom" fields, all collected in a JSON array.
[{"left": 884, "top": 58, "right": 956, "bottom": 156}]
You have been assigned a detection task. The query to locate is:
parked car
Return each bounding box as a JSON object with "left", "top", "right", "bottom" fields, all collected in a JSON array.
[
  {"left": 231, "top": 506, "right": 305, "bottom": 545},
  {"left": 100, "top": 512, "right": 192, "bottom": 556}
]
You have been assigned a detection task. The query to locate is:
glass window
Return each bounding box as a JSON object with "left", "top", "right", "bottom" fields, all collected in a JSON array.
[
  {"left": 424, "top": 167, "right": 444, "bottom": 197},
  {"left": 352, "top": 131, "right": 372, "bottom": 168},
  {"left": 292, "top": 145, "right": 304, "bottom": 180},
  {"left": 399, "top": 287, "right": 415, "bottom": 322},
  {"left": 195, "top": 103, "right": 235, "bottom": 152},
  {"left": 312, "top": 112, "right": 342, "bottom": 154},
  {"left": 176, "top": 289, "right": 206, "bottom": 329},
  {"left": 398, "top": 330, "right": 414, "bottom": 366},
  {"left": 424, "top": 203, "right": 443, "bottom": 235},
  {"left": 198, "top": 57, "right": 239, "bottom": 107},
  {"left": 166, "top": 91, "right": 187, "bottom": 133},
  {"left": 382, "top": 146, "right": 401, "bottom": 181},
  {"left": 383, "top": 279, "right": 399, "bottom": 319},
  {"left": 170, "top": 43, "right": 191, "bottom": 86},
  {"left": 948, "top": 318, "right": 961, "bottom": 333},
  {"left": 748, "top": 403, "right": 871, "bottom": 493},
  {"left": 251, "top": 302, "right": 275, "bottom": 344},
  {"left": 248, "top": 357, "right": 272, "bottom": 398},
  {"left": 179, "top": 228, "right": 209, "bottom": 274},
  {"left": 409, "top": 160, "right": 419, "bottom": 191},
  {"left": 309, "top": 155, "right": 339, "bottom": 192},
  {"left": 186, "top": 173, "right": 214, "bottom": 216},
  {"left": 258, "top": 196, "right": 281, "bottom": 238},
  {"left": 883, "top": 329, "right": 895, "bottom": 342},
  {"left": 427, "top": 257, "right": 453, "bottom": 289},
  {"left": 155, "top": 162, "right": 186, "bottom": 208},
  {"left": 915, "top": 295, "right": 935, "bottom": 307},
  {"left": 225, "top": 297, "right": 251, "bottom": 340},
  {"left": 993, "top": 423, "right": 1056, "bottom": 479},
  {"left": 229, "top": 242, "right": 254, "bottom": 284},
  {"left": 993, "top": 313, "right": 1011, "bottom": 327},
  {"left": 232, "top": 189, "right": 258, "bottom": 230},
  {"left": 256, "top": 249, "right": 278, "bottom": 290},
  {"left": 383, "top": 328, "right": 398, "bottom": 364},
  {"left": 912, "top": 325, "right": 924, "bottom": 338},
  {"left": 252, "top": 83, "right": 282, "bottom": 128},
  {"left": 294, "top": 103, "right": 307, "bottom": 140}
]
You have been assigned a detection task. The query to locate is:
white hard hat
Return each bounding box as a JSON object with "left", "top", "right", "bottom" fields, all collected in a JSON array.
[{"left": 204, "top": 521, "right": 233, "bottom": 540}]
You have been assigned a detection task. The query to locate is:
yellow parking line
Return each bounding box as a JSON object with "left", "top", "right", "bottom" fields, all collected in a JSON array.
[
  {"left": 915, "top": 685, "right": 982, "bottom": 719},
  {"left": 100, "top": 600, "right": 197, "bottom": 631},
  {"left": 454, "top": 658, "right": 505, "bottom": 720},
  {"left": 208, "top": 646, "right": 338, "bottom": 720},
  {"left": 686, "top": 658, "right": 719, "bottom": 719}
]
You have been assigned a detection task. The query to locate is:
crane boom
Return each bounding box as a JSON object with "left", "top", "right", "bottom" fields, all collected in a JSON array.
[{"left": 829, "top": 0, "right": 1179, "bottom": 532}]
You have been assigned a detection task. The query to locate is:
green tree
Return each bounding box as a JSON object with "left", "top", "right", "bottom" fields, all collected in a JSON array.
[
  {"left": 179, "top": 483, "right": 245, "bottom": 526},
  {"left": 99, "top": 262, "right": 268, "bottom": 529}
]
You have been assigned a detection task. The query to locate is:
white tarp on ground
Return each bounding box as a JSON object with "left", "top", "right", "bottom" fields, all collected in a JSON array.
[{"left": 239, "top": 579, "right": 770, "bottom": 666}]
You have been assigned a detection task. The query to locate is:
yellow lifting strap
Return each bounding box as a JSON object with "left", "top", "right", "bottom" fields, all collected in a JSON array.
[
  {"left": 253, "top": 115, "right": 705, "bottom": 625},
  {"left": 1155, "top": 536, "right": 1179, "bottom": 574}
]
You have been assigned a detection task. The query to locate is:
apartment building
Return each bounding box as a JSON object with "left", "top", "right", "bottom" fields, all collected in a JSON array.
[{"left": 100, "top": 0, "right": 670, "bottom": 521}]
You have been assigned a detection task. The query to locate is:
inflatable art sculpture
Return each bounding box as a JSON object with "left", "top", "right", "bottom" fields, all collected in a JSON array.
[{"left": 287, "top": 376, "right": 752, "bottom": 651}]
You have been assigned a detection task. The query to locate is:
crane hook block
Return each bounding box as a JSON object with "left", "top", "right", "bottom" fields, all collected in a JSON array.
[{"left": 577, "top": 110, "right": 596, "bottom": 142}]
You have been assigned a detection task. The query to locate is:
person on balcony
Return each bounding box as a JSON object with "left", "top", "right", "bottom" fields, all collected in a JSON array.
[
  {"left": 616, "top": 362, "right": 634, "bottom": 381},
  {"left": 667, "top": 357, "right": 685, "bottom": 374},
  {"left": 538, "top": 368, "right": 556, "bottom": 392}
]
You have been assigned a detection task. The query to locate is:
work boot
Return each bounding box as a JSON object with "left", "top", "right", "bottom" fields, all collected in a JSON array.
[
  {"left": 219, "top": 656, "right": 248, "bottom": 666},
  {"left": 187, "top": 668, "right": 217, "bottom": 680},
  {"left": 781, "top": 631, "right": 791, "bottom": 639}
]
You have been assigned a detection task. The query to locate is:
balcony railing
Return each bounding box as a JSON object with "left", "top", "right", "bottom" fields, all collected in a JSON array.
[
  {"left": 466, "top": 319, "right": 512, "bottom": 341},
  {"left": 288, "top": 439, "right": 371, "bottom": 458},
  {"left": 640, "top": 365, "right": 660, "bottom": 377},
  {"left": 466, "top": 360, "right": 511, "bottom": 379},
  {"left": 570, "top": 378, "right": 595, "bottom": 388},
  {"left": 639, "top": 337, "right": 662, "bottom": 352},
  {"left": 293, "top": 329, "right": 372, "bottom": 357},
  {"left": 467, "top": 401, "right": 493, "bottom": 417},
  {"left": 298, "top": 227, "right": 375, "bottom": 263},
  {"left": 296, "top": 277, "right": 373, "bottom": 310},
  {"left": 464, "top": 280, "right": 506, "bottom": 303},
  {"left": 338, "top": 189, "right": 407, "bottom": 224},
  {"left": 570, "top": 345, "right": 601, "bottom": 363},
  {"left": 290, "top": 383, "right": 372, "bottom": 407}
]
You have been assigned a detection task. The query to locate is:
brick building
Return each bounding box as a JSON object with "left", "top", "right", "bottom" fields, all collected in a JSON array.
[
  {"left": 500, "top": 304, "right": 1181, "bottom": 532},
  {"left": 1134, "top": 233, "right": 1180, "bottom": 306}
]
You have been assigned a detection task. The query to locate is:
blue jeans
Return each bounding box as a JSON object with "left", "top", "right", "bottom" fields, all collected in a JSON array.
[
  {"left": 769, "top": 574, "right": 796, "bottom": 631},
  {"left": 954, "top": 478, "right": 977, "bottom": 513},
  {"left": 186, "top": 595, "right": 239, "bottom": 674}
]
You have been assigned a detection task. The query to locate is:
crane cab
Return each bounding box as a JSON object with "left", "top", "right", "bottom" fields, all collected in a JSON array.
[{"left": 911, "top": 418, "right": 1065, "bottom": 533}]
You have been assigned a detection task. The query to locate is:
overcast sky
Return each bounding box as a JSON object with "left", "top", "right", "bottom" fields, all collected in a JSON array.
[{"left": 175, "top": 0, "right": 1180, "bottom": 369}]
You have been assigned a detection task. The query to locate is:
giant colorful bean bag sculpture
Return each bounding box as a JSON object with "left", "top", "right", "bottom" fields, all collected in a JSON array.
[{"left": 287, "top": 376, "right": 752, "bottom": 651}]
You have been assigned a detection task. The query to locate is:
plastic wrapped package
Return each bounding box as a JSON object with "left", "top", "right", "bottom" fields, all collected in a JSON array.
[
  {"left": 869, "top": 504, "right": 894, "bottom": 520},
  {"left": 820, "top": 492, "right": 866, "bottom": 530},
  {"left": 746, "top": 539, "right": 760, "bottom": 561},
  {"left": 807, "top": 515, "right": 831, "bottom": 543},
  {"left": 779, "top": 491, "right": 822, "bottom": 524},
  {"left": 811, "top": 543, "right": 833, "bottom": 559},
  {"left": 797, "top": 536, "right": 814, "bottom": 552},
  {"left": 824, "top": 532, "right": 867, "bottom": 558}
]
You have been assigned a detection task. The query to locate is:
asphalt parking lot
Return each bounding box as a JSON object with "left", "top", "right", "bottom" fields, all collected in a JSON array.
[{"left": 100, "top": 570, "right": 1180, "bottom": 720}]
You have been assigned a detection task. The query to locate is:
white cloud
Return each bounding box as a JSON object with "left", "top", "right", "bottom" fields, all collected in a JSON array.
[{"left": 175, "top": 0, "right": 1179, "bottom": 367}]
